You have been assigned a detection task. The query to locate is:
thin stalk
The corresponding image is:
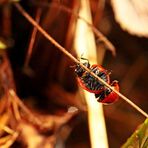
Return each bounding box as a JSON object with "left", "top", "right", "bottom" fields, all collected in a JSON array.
[
  {"left": 2, "top": 126, "right": 15, "bottom": 135},
  {"left": 14, "top": 3, "right": 148, "bottom": 118},
  {"left": 74, "top": 0, "right": 108, "bottom": 147},
  {"left": 24, "top": 8, "right": 42, "bottom": 68}
]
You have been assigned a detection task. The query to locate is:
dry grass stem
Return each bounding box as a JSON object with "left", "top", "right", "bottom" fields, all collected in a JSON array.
[
  {"left": 2, "top": 126, "right": 14, "bottom": 135},
  {"left": 0, "top": 132, "right": 19, "bottom": 148},
  {"left": 11, "top": 100, "right": 21, "bottom": 121},
  {"left": 24, "top": 8, "right": 42, "bottom": 68},
  {"left": 73, "top": 0, "right": 108, "bottom": 147}
]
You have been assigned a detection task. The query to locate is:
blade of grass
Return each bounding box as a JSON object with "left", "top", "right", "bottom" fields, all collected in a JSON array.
[
  {"left": 122, "top": 118, "right": 148, "bottom": 148},
  {"left": 73, "top": 0, "right": 108, "bottom": 147},
  {"left": 24, "top": 8, "right": 42, "bottom": 68}
]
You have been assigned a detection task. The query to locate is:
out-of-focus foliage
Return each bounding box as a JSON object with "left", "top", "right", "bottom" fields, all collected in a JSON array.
[
  {"left": 111, "top": 0, "right": 148, "bottom": 37},
  {"left": 0, "top": 40, "right": 6, "bottom": 50},
  {"left": 122, "top": 118, "right": 148, "bottom": 148},
  {"left": 0, "top": 0, "right": 19, "bottom": 5}
]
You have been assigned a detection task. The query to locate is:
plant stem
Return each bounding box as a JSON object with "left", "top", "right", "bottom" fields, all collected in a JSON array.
[
  {"left": 14, "top": 3, "right": 148, "bottom": 118},
  {"left": 24, "top": 8, "right": 42, "bottom": 68}
]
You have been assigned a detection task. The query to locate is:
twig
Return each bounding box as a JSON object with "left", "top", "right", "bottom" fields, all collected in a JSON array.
[
  {"left": 11, "top": 98, "right": 21, "bottom": 121},
  {"left": 2, "top": 126, "right": 15, "bottom": 135},
  {"left": 13, "top": 3, "right": 148, "bottom": 118},
  {"left": 24, "top": 8, "right": 42, "bottom": 68},
  {"left": 0, "top": 132, "right": 19, "bottom": 148}
]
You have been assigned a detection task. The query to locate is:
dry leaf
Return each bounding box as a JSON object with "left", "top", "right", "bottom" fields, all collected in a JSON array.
[{"left": 111, "top": 0, "right": 148, "bottom": 37}]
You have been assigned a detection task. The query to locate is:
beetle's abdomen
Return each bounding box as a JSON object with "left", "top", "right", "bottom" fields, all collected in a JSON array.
[{"left": 81, "top": 66, "right": 109, "bottom": 91}]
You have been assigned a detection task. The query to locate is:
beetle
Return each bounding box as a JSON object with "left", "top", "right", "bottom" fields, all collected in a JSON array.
[
  {"left": 75, "top": 58, "right": 119, "bottom": 104},
  {"left": 95, "top": 80, "right": 119, "bottom": 104},
  {"left": 75, "top": 58, "right": 110, "bottom": 94}
]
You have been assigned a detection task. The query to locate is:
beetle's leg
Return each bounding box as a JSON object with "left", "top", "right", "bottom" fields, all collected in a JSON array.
[
  {"left": 110, "top": 80, "right": 118, "bottom": 86},
  {"left": 80, "top": 57, "right": 90, "bottom": 67},
  {"left": 95, "top": 91, "right": 105, "bottom": 102}
]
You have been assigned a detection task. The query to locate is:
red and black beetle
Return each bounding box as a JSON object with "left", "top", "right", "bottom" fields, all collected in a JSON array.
[
  {"left": 75, "top": 58, "right": 110, "bottom": 94},
  {"left": 95, "top": 80, "right": 119, "bottom": 104},
  {"left": 75, "top": 58, "right": 119, "bottom": 104}
]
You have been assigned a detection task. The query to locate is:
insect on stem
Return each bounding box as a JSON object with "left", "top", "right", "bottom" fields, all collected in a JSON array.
[{"left": 13, "top": 2, "right": 148, "bottom": 118}]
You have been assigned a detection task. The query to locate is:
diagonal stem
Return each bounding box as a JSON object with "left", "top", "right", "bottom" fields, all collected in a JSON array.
[
  {"left": 14, "top": 2, "right": 148, "bottom": 118},
  {"left": 24, "top": 8, "right": 42, "bottom": 68}
]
